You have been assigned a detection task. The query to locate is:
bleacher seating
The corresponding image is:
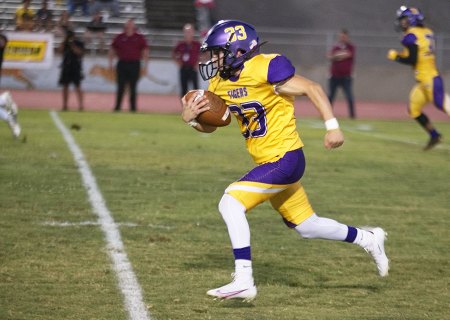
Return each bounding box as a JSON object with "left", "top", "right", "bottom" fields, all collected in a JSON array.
[
  {"left": 0, "top": 0, "right": 197, "bottom": 58},
  {"left": 146, "top": 0, "right": 195, "bottom": 30}
]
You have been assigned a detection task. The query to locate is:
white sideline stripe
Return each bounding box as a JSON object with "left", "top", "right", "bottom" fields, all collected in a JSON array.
[{"left": 50, "top": 111, "right": 151, "bottom": 320}]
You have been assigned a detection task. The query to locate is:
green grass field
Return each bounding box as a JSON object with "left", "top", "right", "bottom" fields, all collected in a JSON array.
[{"left": 1, "top": 109, "right": 449, "bottom": 320}]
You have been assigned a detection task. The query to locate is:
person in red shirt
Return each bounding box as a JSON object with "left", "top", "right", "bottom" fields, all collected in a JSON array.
[
  {"left": 108, "top": 19, "right": 149, "bottom": 112},
  {"left": 327, "top": 29, "right": 356, "bottom": 119},
  {"left": 172, "top": 23, "right": 201, "bottom": 97}
]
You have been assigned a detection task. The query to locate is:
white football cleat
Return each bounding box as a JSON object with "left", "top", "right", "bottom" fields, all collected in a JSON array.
[
  {"left": 362, "top": 227, "right": 389, "bottom": 277},
  {"left": 207, "top": 273, "right": 257, "bottom": 302},
  {"left": 7, "top": 114, "right": 21, "bottom": 138}
]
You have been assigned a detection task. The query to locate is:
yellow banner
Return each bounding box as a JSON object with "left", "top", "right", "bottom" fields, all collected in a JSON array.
[
  {"left": 5, "top": 40, "right": 47, "bottom": 62},
  {"left": 3, "top": 32, "right": 54, "bottom": 69}
]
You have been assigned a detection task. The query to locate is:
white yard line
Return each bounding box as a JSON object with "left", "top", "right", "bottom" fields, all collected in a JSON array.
[{"left": 50, "top": 111, "right": 151, "bottom": 320}]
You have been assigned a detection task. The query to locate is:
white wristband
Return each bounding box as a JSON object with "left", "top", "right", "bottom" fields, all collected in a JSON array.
[
  {"left": 325, "top": 118, "right": 339, "bottom": 131},
  {"left": 188, "top": 120, "right": 199, "bottom": 127}
]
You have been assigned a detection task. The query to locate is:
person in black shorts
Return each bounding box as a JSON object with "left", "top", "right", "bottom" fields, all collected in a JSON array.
[{"left": 58, "top": 30, "right": 85, "bottom": 111}]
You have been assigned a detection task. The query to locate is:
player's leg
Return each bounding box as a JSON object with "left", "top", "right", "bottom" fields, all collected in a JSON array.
[
  {"left": 0, "top": 91, "right": 18, "bottom": 115},
  {"left": 180, "top": 67, "right": 189, "bottom": 97},
  {"left": 0, "top": 92, "right": 21, "bottom": 138},
  {"left": 409, "top": 83, "right": 442, "bottom": 150},
  {"left": 207, "top": 149, "right": 306, "bottom": 300},
  {"left": 128, "top": 62, "right": 140, "bottom": 112},
  {"left": 342, "top": 76, "right": 356, "bottom": 119},
  {"left": 431, "top": 75, "right": 450, "bottom": 116},
  {"left": 115, "top": 62, "right": 127, "bottom": 111},
  {"left": 295, "top": 213, "right": 389, "bottom": 277},
  {"left": 205, "top": 193, "right": 256, "bottom": 301},
  {"left": 62, "top": 84, "right": 69, "bottom": 111},
  {"left": 74, "top": 83, "right": 84, "bottom": 111},
  {"left": 270, "top": 183, "right": 389, "bottom": 277},
  {"left": 328, "top": 77, "right": 338, "bottom": 105}
]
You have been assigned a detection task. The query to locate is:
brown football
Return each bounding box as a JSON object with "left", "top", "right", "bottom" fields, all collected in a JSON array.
[{"left": 184, "top": 90, "right": 231, "bottom": 127}]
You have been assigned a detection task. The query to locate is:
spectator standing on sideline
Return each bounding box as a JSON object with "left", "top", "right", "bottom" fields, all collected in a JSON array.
[
  {"left": 58, "top": 30, "right": 85, "bottom": 111},
  {"left": 15, "top": 0, "right": 35, "bottom": 31},
  {"left": 108, "top": 19, "right": 149, "bottom": 112},
  {"left": 387, "top": 6, "right": 450, "bottom": 150},
  {"left": 172, "top": 23, "right": 201, "bottom": 97},
  {"left": 84, "top": 11, "right": 107, "bottom": 53},
  {"left": 194, "top": 0, "right": 215, "bottom": 36},
  {"left": 35, "top": 0, "right": 54, "bottom": 32},
  {"left": 0, "top": 34, "right": 21, "bottom": 138},
  {"left": 327, "top": 29, "right": 356, "bottom": 119}
]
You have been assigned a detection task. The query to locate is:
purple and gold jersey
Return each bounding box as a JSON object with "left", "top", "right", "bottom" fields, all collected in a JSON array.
[
  {"left": 208, "top": 54, "right": 303, "bottom": 164},
  {"left": 402, "top": 26, "right": 439, "bottom": 82},
  {"left": 400, "top": 26, "right": 449, "bottom": 117}
]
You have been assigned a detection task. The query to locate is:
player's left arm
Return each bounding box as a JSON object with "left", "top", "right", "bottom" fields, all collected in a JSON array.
[
  {"left": 387, "top": 33, "right": 418, "bottom": 66},
  {"left": 275, "top": 75, "right": 344, "bottom": 149},
  {"left": 388, "top": 44, "right": 417, "bottom": 65},
  {"left": 181, "top": 93, "right": 217, "bottom": 133}
]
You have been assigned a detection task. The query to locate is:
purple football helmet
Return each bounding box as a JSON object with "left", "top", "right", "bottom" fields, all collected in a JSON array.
[
  {"left": 396, "top": 6, "right": 424, "bottom": 27},
  {"left": 199, "top": 20, "right": 260, "bottom": 80}
]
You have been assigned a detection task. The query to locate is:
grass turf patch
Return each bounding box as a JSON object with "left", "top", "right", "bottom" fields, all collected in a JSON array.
[{"left": 1, "top": 109, "right": 449, "bottom": 319}]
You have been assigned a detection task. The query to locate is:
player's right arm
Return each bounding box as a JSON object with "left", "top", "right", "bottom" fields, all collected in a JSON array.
[{"left": 181, "top": 93, "right": 217, "bottom": 133}]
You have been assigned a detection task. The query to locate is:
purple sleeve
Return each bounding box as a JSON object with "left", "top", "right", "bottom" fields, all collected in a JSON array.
[
  {"left": 402, "top": 33, "right": 417, "bottom": 46},
  {"left": 267, "top": 55, "right": 295, "bottom": 84}
]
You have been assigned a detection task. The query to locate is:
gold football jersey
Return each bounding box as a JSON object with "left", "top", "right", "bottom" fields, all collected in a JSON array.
[
  {"left": 208, "top": 54, "right": 303, "bottom": 164},
  {"left": 403, "top": 27, "right": 439, "bottom": 82}
]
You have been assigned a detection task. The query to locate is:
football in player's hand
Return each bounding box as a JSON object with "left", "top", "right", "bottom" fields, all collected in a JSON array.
[{"left": 184, "top": 90, "right": 231, "bottom": 127}]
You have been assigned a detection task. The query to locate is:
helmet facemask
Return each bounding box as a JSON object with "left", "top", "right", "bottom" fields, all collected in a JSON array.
[
  {"left": 199, "top": 47, "right": 238, "bottom": 81},
  {"left": 199, "top": 32, "right": 248, "bottom": 81}
]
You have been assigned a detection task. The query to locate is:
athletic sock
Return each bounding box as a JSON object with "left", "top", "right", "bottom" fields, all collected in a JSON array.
[{"left": 430, "top": 129, "right": 441, "bottom": 139}]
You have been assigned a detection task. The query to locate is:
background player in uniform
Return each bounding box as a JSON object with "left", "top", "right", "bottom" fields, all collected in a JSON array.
[
  {"left": 387, "top": 6, "right": 450, "bottom": 150},
  {"left": 181, "top": 20, "right": 389, "bottom": 301}
]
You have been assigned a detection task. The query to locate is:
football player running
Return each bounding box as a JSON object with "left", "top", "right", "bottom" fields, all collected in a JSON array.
[
  {"left": 387, "top": 6, "right": 450, "bottom": 150},
  {"left": 181, "top": 20, "right": 389, "bottom": 301}
]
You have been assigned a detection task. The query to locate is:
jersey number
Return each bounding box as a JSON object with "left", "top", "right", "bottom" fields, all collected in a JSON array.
[
  {"left": 229, "top": 102, "right": 267, "bottom": 139},
  {"left": 224, "top": 25, "right": 247, "bottom": 42}
]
